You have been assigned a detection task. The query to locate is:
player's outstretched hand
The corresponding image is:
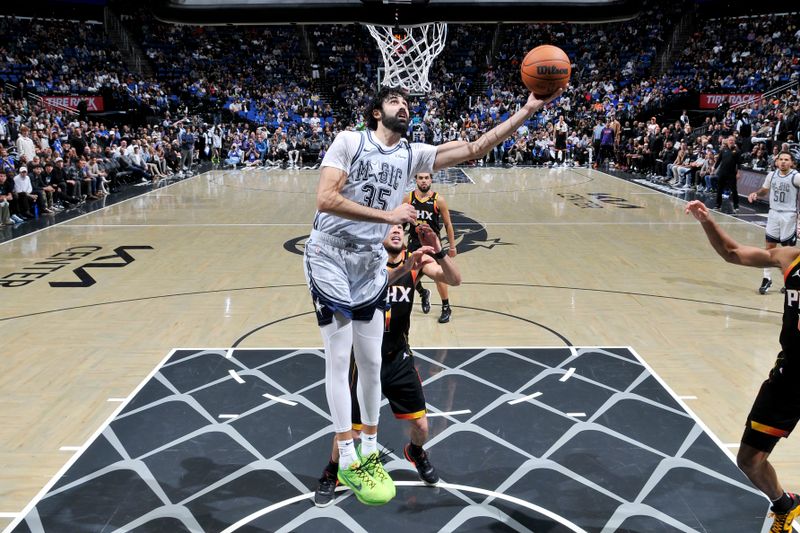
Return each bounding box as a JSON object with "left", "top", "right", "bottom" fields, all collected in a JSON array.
[
  {"left": 388, "top": 203, "right": 417, "bottom": 225},
  {"left": 525, "top": 87, "right": 565, "bottom": 112},
  {"left": 685, "top": 200, "right": 711, "bottom": 222},
  {"left": 408, "top": 246, "right": 434, "bottom": 270},
  {"left": 747, "top": 192, "right": 758, "bottom": 203},
  {"left": 416, "top": 224, "right": 442, "bottom": 252}
]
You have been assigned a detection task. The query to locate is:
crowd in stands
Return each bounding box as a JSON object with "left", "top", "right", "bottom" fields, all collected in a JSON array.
[
  {"left": 671, "top": 13, "right": 800, "bottom": 93},
  {"left": 0, "top": 16, "right": 128, "bottom": 94},
  {"left": 1, "top": 5, "right": 799, "bottom": 227}
]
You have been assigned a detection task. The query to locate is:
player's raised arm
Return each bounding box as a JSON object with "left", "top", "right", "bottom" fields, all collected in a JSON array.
[
  {"left": 437, "top": 195, "right": 457, "bottom": 257},
  {"left": 685, "top": 200, "right": 794, "bottom": 269},
  {"left": 316, "top": 166, "right": 416, "bottom": 225},
  {"left": 432, "top": 90, "right": 563, "bottom": 171}
]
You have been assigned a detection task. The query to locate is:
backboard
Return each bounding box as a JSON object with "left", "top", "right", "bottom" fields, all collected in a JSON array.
[{"left": 153, "top": 0, "right": 640, "bottom": 26}]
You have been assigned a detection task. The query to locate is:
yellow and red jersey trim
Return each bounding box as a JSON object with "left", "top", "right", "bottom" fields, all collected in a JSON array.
[
  {"left": 750, "top": 420, "right": 789, "bottom": 438},
  {"left": 394, "top": 409, "right": 426, "bottom": 420},
  {"left": 784, "top": 254, "right": 800, "bottom": 283}
]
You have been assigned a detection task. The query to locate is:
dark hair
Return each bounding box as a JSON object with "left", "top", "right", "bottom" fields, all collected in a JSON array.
[
  {"left": 365, "top": 86, "right": 408, "bottom": 131},
  {"left": 777, "top": 150, "right": 795, "bottom": 162}
]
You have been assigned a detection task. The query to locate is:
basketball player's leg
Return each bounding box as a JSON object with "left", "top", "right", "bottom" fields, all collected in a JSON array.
[
  {"left": 349, "top": 256, "right": 396, "bottom": 501},
  {"left": 352, "top": 309, "right": 384, "bottom": 444},
  {"left": 352, "top": 313, "right": 394, "bottom": 484},
  {"left": 759, "top": 239, "right": 778, "bottom": 294},
  {"left": 738, "top": 365, "right": 800, "bottom": 529},
  {"left": 762, "top": 213, "right": 795, "bottom": 294},
  {"left": 320, "top": 315, "right": 358, "bottom": 455},
  {"left": 305, "top": 241, "right": 385, "bottom": 504},
  {"left": 316, "top": 355, "right": 365, "bottom": 508},
  {"left": 382, "top": 351, "right": 439, "bottom": 485},
  {"left": 436, "top": 280, "right": 451, "bottom": 323}
]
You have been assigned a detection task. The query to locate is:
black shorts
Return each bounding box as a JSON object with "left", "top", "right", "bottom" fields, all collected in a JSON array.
[
  {"left": 742, "top": 352, "right": 800, "bottom": 452},
  {"left": 765, "top": 234, "right": 797, "bottom": 246},
  {"left": 350, "top": 349, "right": 426, "bottom": 429}
]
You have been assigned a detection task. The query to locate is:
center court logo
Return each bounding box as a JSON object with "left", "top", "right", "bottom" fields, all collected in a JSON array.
[{"left": 283, "top": 210, "right": 513, "bottom": 256}]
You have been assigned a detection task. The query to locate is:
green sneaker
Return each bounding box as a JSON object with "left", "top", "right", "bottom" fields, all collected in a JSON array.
[
  {"left": 357, "top": 446, "right": 396, "bottom": 503},
  {"left": 337, "top": 460, "right": 385, "bottom": 506}
]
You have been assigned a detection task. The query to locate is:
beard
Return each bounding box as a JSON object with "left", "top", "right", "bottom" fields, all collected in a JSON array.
[
  {"left": 381, "top": 114, "right": 408, "bottom": 135},
  {"left": 417, "top": 183, "right": 430, "bottom": 193},
  {"left": 385, "top": 241, "right": 404, "bottom": 255}
]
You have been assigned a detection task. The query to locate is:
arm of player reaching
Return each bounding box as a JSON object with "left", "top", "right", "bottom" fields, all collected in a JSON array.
[
  {"left": 685, "top": 200, "right": 795, "bottom": 269},
  {"left": 316, "top": 166, "right": 416, "bottom": 224},
  {"left": 748, "top": 186, "right": 770, "bottom": 203},
  {"left": 432, "top": 90, "right": 563, "bottom": 171},
  {"left": 415, "top": 224, "right": 461, "bottom": 286},
  {"left": 387, "top": 245, "right": 434, "bottom": 285},
  {"left": 748, "top": 173, "right": 772, "bottom": 203},
  {"left": 437, "top": 195, "right": 457, "bottom": 258}
]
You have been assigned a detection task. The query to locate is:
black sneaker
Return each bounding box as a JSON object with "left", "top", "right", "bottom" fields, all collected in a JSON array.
[
  {"left": 438, "top": 305, "right": 451, "bottom": 324},
  {"left": 314, "top": 471, "right": 338, "bottom": 507},
  {"left": 404, "top": 444, "right": 439, "bottom": 486},
  {"left": 770, "top": 492, "right": 800, "bottom": 532},
  {"left": 420, "top": 288, "right": 431, "bottom": 314},
  {"left": 760, "top": 278, "right": 773, "bottom": 295}
]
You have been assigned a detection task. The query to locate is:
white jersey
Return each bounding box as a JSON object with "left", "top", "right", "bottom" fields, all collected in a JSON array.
[
  {"left": 763, "top": 169, "right": 800, "bottom": 212},
  {"left": 314, "top": 129, "right": 437, "bottom": 243}
]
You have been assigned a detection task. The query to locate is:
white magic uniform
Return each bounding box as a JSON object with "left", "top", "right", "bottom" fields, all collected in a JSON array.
[
  {"left": 763, "top": 169, "right": 800, "bottom": 245},
  {"left": 304, "top": 129, "right": 437, "bottom": 325}
]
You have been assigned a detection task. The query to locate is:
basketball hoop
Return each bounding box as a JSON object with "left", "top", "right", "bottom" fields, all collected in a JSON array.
[{"left": 366, "top": 22, "right": 447, "bottom": 94}]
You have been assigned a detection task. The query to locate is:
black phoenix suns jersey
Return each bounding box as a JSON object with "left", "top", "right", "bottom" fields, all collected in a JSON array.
[
  {"left": 383, "top": 252, "right": 418, "bottom": 361},
  {"left": 781, "top": 255, "right": 800, "bottom": 363},
  {"left": 407, "top": 191, "right": 441, "bottom": 249}
]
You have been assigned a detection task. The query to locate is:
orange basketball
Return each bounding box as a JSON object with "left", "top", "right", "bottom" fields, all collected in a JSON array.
[{"left": 520, "top": 45, "right": 571, "bottom": 98}]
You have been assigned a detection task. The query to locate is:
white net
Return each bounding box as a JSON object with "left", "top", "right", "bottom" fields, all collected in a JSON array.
[{"left": 366, "top": 22, "right": 447, "bottom": 94}]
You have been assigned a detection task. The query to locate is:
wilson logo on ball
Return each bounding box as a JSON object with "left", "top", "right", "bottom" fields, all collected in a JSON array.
[{"left": 536, "top": 66, "right": 569, "bottom": 75}]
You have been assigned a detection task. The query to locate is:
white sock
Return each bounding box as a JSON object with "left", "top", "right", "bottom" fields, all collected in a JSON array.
[
  {"left": 764, "top": 269, "right": 771, "bottom": 280},
  {"left": 338, "top": 439, "right": 358, "bottom": 470},
  {"left": 361, "top": 432, "right": 378, "bottom": 457}
]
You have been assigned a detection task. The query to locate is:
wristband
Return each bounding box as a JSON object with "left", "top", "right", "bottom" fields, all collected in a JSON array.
[{"left": 432, "top": 249, "right": 447, "bottom": 260}]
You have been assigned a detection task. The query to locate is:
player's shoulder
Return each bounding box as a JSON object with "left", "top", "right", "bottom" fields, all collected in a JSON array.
[
  {"left": 334, "top": 130, "right": 363, "bottom": 142},
  {"left": 409, "top": 141, "right": 436, "bottom": 152},
  {"left": 777, "top": 246, "right": 800, "bottom": 269}
]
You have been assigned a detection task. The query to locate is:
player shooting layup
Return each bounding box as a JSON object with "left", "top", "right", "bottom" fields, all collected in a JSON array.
[{"left": 304, "top": 85, "right": 563, "bottom": 505}]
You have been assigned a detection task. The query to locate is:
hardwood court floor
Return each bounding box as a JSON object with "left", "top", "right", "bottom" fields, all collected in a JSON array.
[{"left": 0, "top": 166, "right": 790, "bottom": 529}]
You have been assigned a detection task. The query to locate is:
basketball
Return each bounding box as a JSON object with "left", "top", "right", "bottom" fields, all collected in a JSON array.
[{"left": 520, "top": 45, "right": 571, "bottom": 98}]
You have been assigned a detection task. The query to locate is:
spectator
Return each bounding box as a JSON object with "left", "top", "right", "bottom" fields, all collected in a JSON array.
[
  {"left": 12, "top": 167, "right": 37, "bottom": 219},
  {"left": 0, "top": 170, "right": 16, "bottom": 225},
  {"left": 180, "top": 126, "right": 196, "bottom": 171}
]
